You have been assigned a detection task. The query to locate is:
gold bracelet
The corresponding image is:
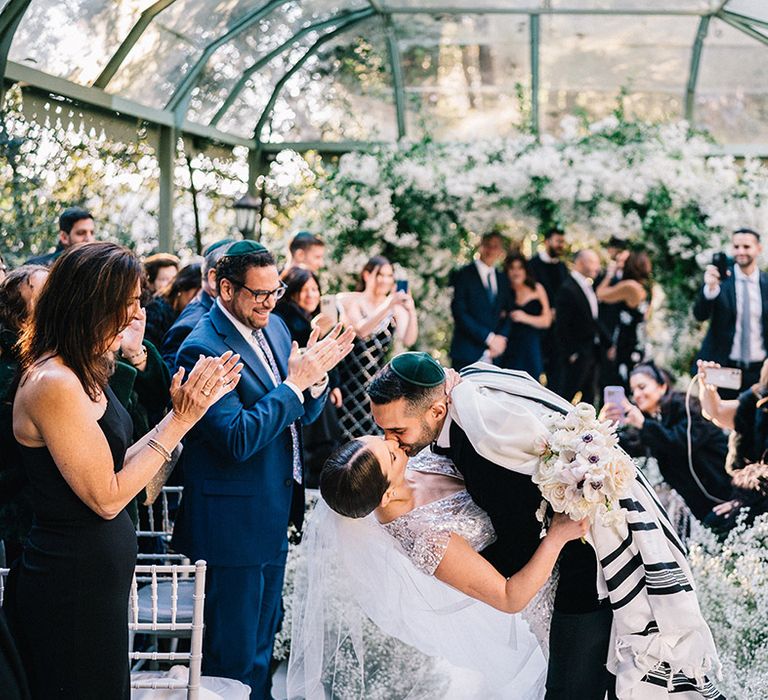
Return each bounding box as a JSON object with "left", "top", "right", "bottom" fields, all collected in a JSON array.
[
  {"left": 122, "top": 346, "right": 148, "bottom": 364},
  {"left": 147, "top": 438, "right": 173, "bottom": 463}
]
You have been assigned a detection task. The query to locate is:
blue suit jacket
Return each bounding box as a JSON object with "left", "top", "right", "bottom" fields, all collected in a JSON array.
[
  {"left": 160, "top": 291, "right": 214, "bottom": 371},
  {"left": 449, "top": 262, "right": 511, "bottom": 369},
  {"left": 171, "top": 303, "right": 327, "bottom": 566}
]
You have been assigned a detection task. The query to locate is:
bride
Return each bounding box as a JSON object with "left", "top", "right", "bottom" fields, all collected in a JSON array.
[{"left": 285, "top": 437, "right": 588, "bottom": 699}]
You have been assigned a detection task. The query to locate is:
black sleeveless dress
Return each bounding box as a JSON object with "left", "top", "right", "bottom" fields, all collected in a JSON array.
[
  {"left": 6, "top": 386, "right": 137, "bottom": 699},
  {"left": 498, "top": 299, "right": 544, "bottom": 379}
]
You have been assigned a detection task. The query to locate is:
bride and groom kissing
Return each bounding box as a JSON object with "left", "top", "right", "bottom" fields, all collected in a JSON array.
[{"left": 287, "top": 353, "right": 723, "bottom": 699}]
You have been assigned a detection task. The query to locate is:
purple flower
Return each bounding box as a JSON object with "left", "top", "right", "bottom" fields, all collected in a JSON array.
[
  {"left": 582, "top": 433, "right": 594, "bottom": 443},
  {"left": 588, "top": 454, "right": 600, "bottom": 464}
]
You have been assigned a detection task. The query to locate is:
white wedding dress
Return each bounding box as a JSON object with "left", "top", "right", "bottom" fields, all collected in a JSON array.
[{"left": 286, "top": 450, "right": 549, "bottom": 699}]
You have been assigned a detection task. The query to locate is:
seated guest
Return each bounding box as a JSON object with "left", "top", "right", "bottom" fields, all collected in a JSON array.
[
  {"left": 161, "top": 239, "right": 233, "bottom": 370},
  {"left": 0, "top": 266, "right": 49, "bottom": 565},
  {"left": 143, "top": 253, "right": 180, "bottom": 294},
  {"left": 6, "top": 241, "right": 240, "bottom": 699},
  {"left": 600, "top": 361, "right": 730, "bottom": 522},
  {"left": 144, "top": 262, "right": 202, "bottom": 349},
  {"left": 498, "top": 252, "right": 551, "bottom": 379},
  {"left": 275, "top": 267, "right": 342, "bottom": 487},
  {"left": 596, "top": 250, "right": 652, "bottom": 385},
  {"left": 281, "top": 231, "right": 325, "bottom": 278},
  {"left": 26, "top": 206, "right": 95, "bottom": 266}
]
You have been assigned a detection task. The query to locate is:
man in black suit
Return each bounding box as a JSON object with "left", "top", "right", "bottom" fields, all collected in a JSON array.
[
  {"left": 555, "top": 249, "right": 606, "bottom": 404},
  {"left": 694, "top": 228, "right": 768, "bottom": 396},
  {"left": 449, "top": 232, "right": 510, "bottom": 369},
  {"left": 368, "top": 357, "right": 615, "bottom": 700},
  {"left": 529, "top": 230, "right": 569, "bottom": 390}
]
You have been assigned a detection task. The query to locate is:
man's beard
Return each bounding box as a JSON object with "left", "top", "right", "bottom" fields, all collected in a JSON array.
[{"left": 401, "top": 419, "right": 440, "bottom": 457}]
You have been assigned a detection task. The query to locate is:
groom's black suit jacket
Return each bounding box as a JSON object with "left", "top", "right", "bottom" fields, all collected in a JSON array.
[{"left": 448, "top": 421, "right": 602, "bottom": 614}]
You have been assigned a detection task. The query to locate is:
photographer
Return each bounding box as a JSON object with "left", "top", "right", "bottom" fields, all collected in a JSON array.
[
  {"left": 693, "top": 228, "right": 768, "bottom": 397},
  {"left": 600, "top": 361, "right": 731, "bottom": 522}
]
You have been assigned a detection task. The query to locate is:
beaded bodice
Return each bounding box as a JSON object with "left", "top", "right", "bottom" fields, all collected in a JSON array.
[{"left": 382, "top": 450, "right": 496, "bottom": 576}]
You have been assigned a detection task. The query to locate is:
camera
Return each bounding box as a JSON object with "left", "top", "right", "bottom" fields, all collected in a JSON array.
[{"left": 711, "top": 252, "right": 730, "bottom": 281}]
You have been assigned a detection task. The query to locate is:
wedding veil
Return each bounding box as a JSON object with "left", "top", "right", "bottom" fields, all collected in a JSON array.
[{"left": 286, "top": 499, "right": 547, "bottom": 699}]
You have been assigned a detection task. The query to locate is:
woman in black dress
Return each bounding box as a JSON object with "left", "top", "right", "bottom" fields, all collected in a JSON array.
[
  {"left": 498, "top": 252, "right": 552, "bottom": 379},
  {"left": 6, "top": 242, "right": 241, "bottom": 699}
]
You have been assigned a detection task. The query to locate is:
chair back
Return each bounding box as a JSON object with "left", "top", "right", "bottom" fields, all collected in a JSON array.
[
  {"left": 129, "top": 560, "right": 206, "bottom": 699},
  {"left": 136, "top": 485, "right": 185, "bottom": 563}
]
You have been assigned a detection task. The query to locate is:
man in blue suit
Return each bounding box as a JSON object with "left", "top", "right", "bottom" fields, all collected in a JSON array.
[
  {"left": 160, "top": 238, "right": 234, "bottom": 370},
  {"left": 694, "top": 227, "right": 768, "bottom": 396},
  {"left": 172, "top": 241, "right": 353, "bottom": 697},
  {"left": 449, "top": 232, "right": 511, "bottom": 369}
]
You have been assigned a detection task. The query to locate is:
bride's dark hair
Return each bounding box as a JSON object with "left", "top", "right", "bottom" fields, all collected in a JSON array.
[{"left": 320, "top": 440, "right": 390, "bottom": 519}]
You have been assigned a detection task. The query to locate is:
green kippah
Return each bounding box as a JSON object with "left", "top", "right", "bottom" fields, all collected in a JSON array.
[
  {"left": 390, "top": 352, "right": 445, "bottom": 387},
  {"left": 203, "top": 238, "right": 235, "bottom": 256},
  {"left": 225, "top": 240, "right": 268, "bottom": 257}
]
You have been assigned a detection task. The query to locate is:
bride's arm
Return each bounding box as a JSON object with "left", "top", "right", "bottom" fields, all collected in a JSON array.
[{"left": 434, "top": 513, "right": 588, "bottom": 614}]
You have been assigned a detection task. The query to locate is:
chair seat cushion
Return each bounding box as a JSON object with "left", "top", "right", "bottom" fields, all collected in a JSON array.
[
  {"left": 131, "top": 667, "right": 250, "bottom": 699},
  {"left": 137, "top": 580, "right": 195, "bottom": 623}
]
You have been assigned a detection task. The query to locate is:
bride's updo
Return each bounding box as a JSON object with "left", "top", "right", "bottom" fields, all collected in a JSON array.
[{"left": 320, "top": 440, "right": 389, "bottom": 519}]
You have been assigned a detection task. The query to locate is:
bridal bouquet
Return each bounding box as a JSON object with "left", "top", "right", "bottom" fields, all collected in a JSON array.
[{"left": 533, "top": 403, "right": 635, "bottom": 528}]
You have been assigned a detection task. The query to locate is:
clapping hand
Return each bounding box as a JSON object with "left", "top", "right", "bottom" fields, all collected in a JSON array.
[
  {"left": 287, "top": 324, "right": 355, "bottom": 391},
  {"left": 120, "top": 306, "right": 147, "bottom": 358},
  {"left": 170, "top": 351, "right": 243, "bottom": 426}
]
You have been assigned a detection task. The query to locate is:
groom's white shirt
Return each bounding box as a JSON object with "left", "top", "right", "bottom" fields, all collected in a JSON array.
[{"left": 436, "top": 415, "right": 453, "bottom": 449}]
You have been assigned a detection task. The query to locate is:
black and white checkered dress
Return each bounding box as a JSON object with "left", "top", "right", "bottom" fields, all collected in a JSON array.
[{"left": 336, "top": 316, "right": 394, "bottom": 441}]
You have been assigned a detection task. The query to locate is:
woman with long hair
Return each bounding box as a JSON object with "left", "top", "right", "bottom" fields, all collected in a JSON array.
[
  {"left": 498, "top": 252, "right": 552, "bottom": 379},
  {"left": 600, "top": 361, "right": 730, "bottom": 523},
  {"left": 596, "top": 250, "right": 653, "bottom": 383},
  {"left": 143, "top": 261, "right": 202, "bottom": 348},
  {"left": 6, "top": 242, "right": 241, "bottom": 699},
  {"left": 336, "top": 256, "right": 418, "bottom": 439}
]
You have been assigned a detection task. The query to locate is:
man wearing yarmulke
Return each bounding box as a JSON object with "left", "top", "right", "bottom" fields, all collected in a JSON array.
[
  {"left": 172, "top": 240, "right": 354, "bottom": 697},
  {"left": 351, "top": 353, "right": 722, "bottom": 700}
]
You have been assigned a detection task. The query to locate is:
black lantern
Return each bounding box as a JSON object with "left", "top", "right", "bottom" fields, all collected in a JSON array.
[{"left": 233, "top": 193, "right": 261, "bottom": 240}]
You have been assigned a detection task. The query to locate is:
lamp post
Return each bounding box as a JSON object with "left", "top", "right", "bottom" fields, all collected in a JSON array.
[{"left": 233, "top": 193, "right": 261, "bottom": 240}]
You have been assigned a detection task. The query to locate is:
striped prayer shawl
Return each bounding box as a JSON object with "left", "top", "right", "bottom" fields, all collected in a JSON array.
[{"left": 449, "top": 363, "right": 723, "bottom": 699}]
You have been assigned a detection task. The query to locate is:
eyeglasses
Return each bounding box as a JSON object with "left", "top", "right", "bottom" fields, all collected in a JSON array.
[{"left": 233, "top": 280, "right": 287, "bottom": 304}]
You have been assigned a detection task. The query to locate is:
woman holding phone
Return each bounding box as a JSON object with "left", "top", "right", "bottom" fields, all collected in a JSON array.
[
  {"left": 600, "top": 361, "right": 730, "bottom": 522},
  {"left": 336, "top": 256, "right": 418, "bottom": 440}
]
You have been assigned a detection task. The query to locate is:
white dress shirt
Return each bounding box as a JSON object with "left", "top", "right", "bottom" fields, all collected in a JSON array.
[
  {"left": 217, "top": 298, "right": 325, "bottom": 402},
  {"left": 570, "top": 270, "right": 599, "bottom": 320},
  {"left": 475, "top": 259, "right": 498, "bottom": 298}
]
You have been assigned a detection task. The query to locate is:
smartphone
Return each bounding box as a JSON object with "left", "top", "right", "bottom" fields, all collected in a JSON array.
[
  {"left": 603, "top": 385, "right": 626, "bottom": 421},
  {"left": 319, "top": 294, "right": 338, "bottom": 325},
  {"left": 395, "top": 279, "right": 409, "bottom": 294},
  {"left": 711, "top": 252, "right": 730, "bottom": 281},
  {"left": 703, "top": 367, "right": 742, "bottom": 390}
]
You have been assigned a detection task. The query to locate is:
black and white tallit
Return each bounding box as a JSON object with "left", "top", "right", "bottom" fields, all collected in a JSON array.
[{"left": 449, "top": 363, "right": 723, "bottom": 700}]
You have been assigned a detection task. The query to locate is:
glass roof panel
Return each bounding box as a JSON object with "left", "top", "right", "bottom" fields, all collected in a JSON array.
[
  {"left": 724, "top": 0, "right": 768, "bottom": 23},
  {"left": 217, "top": 16, "right": 397, "bottom": 143},
  {"left": 547, "top": 0, "right": 717, "bottom": 9},
  {"left": 539, "top": 14, "right": 696, "bottom": 132},
  {"left": 8, "top": 0, "right": 150, "bottom": 84},
  {"left": 106, "top": 0, "right": 284, "bottom": 108},
  {"left": 695, "top": 17, "right": 768, "bottom": 144},
  {"left": 395, "top": 13, "right": 530, "bottom": 140},
  {"left": 185, "top": 1, "right": 369, "bottom": 126}
]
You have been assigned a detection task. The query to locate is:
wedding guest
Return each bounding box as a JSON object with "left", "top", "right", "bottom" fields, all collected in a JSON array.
[
  {"left": 498, "top": 252, "right": 551, "bottom": 379},
  {"left": 596, "top": 250, "right": 652, "bottom": 386},
  {"left": 171, "top": 241, "right": 353, "bottom": 697},
  {"left": 337, "top": 256, "right": 418, "bottom": 439},
  {"left": 144, "top": 261, "right": 202, "bottom": 349},
  {"left": 694, "top": 228, "right": 768, "bottom": 396},
  {"left": 529, "top": 229, "right": 569, "bottom": 389},
  {"left": 161, "top": 239, "right": 233, "bottom": 370},
  {"left": 6, "top": 241, "right": 241, "bottom": 699},
  {"left": 25, "top": 207, "right": 95, "bottom": 266},
  {"left": 449, "top": 232, "right": 510, "bottom": 370},
  {"left": 281, "top": 231, "right": 325, "bottom": 278},
  {"left": 600, "top": 361, "right": 730, "bottom": 522},
  {"left": 274, "top": 266, "right": 343, "bottom": 487},
  {"left": 0, "top": 266, "right": 49, "bottom": 566},
  {"left": 555, "top": 249, "right": 607, "bottom": 404},
  {"left": 143, "top": 253, "right": 180, "bottom": 294}
]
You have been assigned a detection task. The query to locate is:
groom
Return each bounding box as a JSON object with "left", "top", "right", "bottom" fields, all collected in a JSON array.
[{"left": 367, "top": 352, "right": 615, "bottom": 699}]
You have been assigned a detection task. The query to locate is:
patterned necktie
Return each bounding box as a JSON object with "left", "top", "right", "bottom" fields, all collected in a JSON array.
[
  {"left": 252, "top": 329, "right": 302, "bottom": 484},
  {"left": 740, "top": 277, "right": 751, "bottom": 364}
]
